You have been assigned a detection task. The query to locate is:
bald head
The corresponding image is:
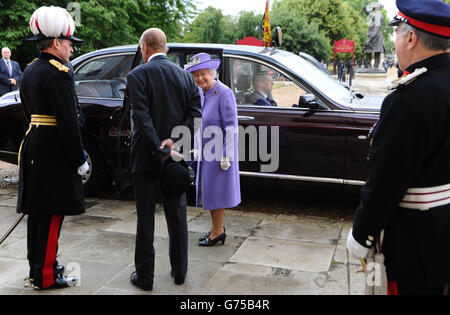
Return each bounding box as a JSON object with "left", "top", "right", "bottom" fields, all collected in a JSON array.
[{"left": 140, "top": 28, "right": 168, "bottom": 53}]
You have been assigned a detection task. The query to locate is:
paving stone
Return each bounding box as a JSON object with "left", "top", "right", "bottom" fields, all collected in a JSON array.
[
  {"left": 102, "top": 256, "right": 223, "bottom": 295},
  {"left": 62, "top": 231, "right": 136, "bottom": 266},
  {"left": 0, "top": 257, "right": 29, "bottom": 289},
  {"left": 62, "top": 215, "right": 119, "bottom": 236},
  {"left": 254, "top": 218, "right": 341, "bottom": 244},
  {"left": 203, "top": 262, "right": 322, "bottom": 295},
  {"left": 0, "top": 197, "right": 18, "bottom": 207},
  {"left": 156, "top": 231, "right": 245, "bottom": 265},
  {"left": 188, "top": 211, "right": 262, "bottom": 238},
  {"left": 230, "top": 237, "right": 335, "bottom": 273}
]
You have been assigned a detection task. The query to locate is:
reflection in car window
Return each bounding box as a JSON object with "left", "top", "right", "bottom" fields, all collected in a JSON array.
[
  {"left": 229, "top": 58, "right": 306, "bottom": 107},
  {"left": 167, "top": 53, "right": 182, "bottom": 67},
  {"left": 74, "top": 54, "right": 133, "bottom": 99}
]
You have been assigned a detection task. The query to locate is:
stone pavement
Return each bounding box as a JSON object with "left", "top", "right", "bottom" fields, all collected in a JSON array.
[{"left": 0, "top": 186, "right": 366, "bottom": 295}]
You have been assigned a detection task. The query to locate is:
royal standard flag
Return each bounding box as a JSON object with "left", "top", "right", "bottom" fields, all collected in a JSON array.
[{"left": 260, "top": 0, "right": 271, "bottom": 47}]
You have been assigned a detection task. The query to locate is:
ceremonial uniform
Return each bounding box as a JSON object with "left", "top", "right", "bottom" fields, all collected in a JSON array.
[
  {"left": 348, "top": 0, "right": 450, "bottom": 295},
  {"left": 353, "top": 53, "right": 450, "bottom": 294},
  {"left": 18, "top": 5, "right": 87, "bottom": 289},
  {"left": 18, "top": 52, "right": 86, "bottom": 289}
]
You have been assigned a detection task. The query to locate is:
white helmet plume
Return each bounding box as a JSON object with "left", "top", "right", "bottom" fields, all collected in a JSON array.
[{"left": 25, "top": 5, "right": 82, "bottom": 42}]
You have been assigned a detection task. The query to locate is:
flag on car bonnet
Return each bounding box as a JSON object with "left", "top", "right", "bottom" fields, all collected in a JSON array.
[{"left": 260, "top": 0, "right": 271, "bottom": 47}]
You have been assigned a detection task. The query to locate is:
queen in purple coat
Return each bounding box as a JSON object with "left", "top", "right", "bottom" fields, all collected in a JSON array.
[{"left": 186, "top": 53, "right": 241, "bottom": 247}]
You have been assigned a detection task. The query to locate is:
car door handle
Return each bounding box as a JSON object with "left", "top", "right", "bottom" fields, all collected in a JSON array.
[{"left": 238, "top": 116, "right": 255, "bottom": 121}]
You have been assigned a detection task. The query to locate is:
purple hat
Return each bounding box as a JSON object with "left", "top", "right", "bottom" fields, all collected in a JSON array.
[{"left": 185, "top": 53, "right": 221, "bottom": 73}]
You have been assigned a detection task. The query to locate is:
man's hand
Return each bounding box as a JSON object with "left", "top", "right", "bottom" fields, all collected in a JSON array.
[
  {"left": 77, "top": 161, "right": 90, "bottom": 176},
  {"left": 160, "top": 138, "right": 175, "bottom": 151},
  {"left": 9, "top": 78, "right": 16, "bottom": 86},
  {"left": 170, "top": 150, "right": 184, "bottom": 162}
]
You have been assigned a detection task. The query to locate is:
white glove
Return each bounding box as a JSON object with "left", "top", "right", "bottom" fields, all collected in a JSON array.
[
  {"left": 77, "top": 161, "right": 90, "bottom": 176},
  {"left": 220, "top": 157, "right": 230, "bottom": 171},
  {"left": 189, "top": 149, "right": 199, "bottom": 160},
  {"left": 346, "top": 228, "right": 369, "bottom": 259}
]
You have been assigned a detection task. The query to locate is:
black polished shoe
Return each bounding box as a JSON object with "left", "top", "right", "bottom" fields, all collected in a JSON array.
[
  {"left": 49, "top": 273, "right": 77, "bottom": 289},
  {"left": 56, "top": 265, "right": 65, "bottom": 275},
  {"left": 198, "top": 227, "right": 225, "bottom": 242},
  {"left": 170, "top": 270, "right": 185, "bottom": 285},
  {"left": 130, "top": 271, "right": 153, "bottom": 291},
  {"left": 198, "top": 232, "right": 226, "bottom": 247}
]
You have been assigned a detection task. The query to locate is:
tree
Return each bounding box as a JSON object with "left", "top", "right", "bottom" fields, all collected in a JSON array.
[
  {"left": 272, "top": 0, "right": 370, "bottom": 60},
  {"left": 235, "top": 11, "right": 264, "bottom": 40},
  {"left": 0, "top": 0, "right": 196, "bottom": 69},
  {"left": 271, "top": 6, "right": 330, "bottom": 61},
  {"left": 185, "top": 6, "right": 226, "bottom": 43}
]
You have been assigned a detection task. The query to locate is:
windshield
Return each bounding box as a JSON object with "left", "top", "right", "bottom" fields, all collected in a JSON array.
[{"left": 273, "top": 50, "right": 353, "bottom": 105}]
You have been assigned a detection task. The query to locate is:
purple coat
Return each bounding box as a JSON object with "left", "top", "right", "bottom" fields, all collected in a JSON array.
[{"left": 196, "top": 80, "right": 241, "bottom": 210}]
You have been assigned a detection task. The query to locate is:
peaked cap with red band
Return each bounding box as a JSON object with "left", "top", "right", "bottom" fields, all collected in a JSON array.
[
  {"left": 389, "top": 0, "right": 450, "bottom": 38},
  {"left": 23, "top": 6, "right": 83, "bottom": 43}
]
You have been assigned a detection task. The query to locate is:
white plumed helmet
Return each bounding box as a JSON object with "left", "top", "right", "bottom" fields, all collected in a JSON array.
[{"left": 24, "top": 6, "right": 83, "bottom": 43}]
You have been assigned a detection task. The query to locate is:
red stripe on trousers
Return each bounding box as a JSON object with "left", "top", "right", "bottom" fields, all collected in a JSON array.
[
  {"left": 42, "top": 215, "right": 63, "bottom": 288},
  {"left": 388, "top": 281, "right": 399, "bottom": 295}
]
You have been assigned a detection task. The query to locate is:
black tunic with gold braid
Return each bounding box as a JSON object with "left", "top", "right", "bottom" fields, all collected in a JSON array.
[
  {"left": 17, "top": 52, "right": 86, "bottom": 216},
  {"left": 352, "top": 53, "right": 450, "bottom": 294}
]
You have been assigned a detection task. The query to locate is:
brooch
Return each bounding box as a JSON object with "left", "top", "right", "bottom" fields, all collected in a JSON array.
[{"left": 184, "top": 57, "right": 201, "bottom": 70}]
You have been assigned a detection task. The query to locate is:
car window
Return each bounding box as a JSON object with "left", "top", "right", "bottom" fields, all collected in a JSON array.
[
  {"left": 229, "top": 58, "right": 307, "bottom": 107},
  {"left": 74, "top": 54, "right": 133, "bottom": 99}
]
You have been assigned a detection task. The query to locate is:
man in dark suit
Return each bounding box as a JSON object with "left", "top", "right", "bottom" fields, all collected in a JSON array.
[
  {"left": 0, "top": 47, "right": 22, "bottom": 96},
  {"left": 127, "top": 28, "right": 201, "bottom": 290},
  {"left": 247, "top": 70, "right": 277, "bottom": 106}
]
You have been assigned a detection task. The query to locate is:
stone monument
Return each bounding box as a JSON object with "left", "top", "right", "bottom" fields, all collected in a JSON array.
[{"left": 360, "top": 2, "right": 386, "bottom": 73}]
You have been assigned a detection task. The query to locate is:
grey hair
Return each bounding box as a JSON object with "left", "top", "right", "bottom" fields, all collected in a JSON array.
[
  {"left": 208, "top": 68, "right": 217, "bottom": 78},
  {"left": 36, "top": 38, "right": 55, "bottom": 51},
  {"left": 399, "top": 22, "right": 450, "bottom": 51}
]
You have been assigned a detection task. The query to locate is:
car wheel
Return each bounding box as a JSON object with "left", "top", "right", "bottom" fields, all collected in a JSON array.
[{"left": 82, "top": 143, "right": 111, "bottom": 196}]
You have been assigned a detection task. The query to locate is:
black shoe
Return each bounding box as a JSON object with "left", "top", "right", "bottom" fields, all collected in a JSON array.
[
  {"left": 56, "top": 265, "right": 65, "bottom": 275},
  {"left": 198, "top": 227, "right": 225, "bottom": 242},
  {"left": 198, "top": 232, "right": 226, "bottom": 247},
  {"left": 49, "top": 273, "right": 77, "bottom": 289},
  {"left": 170, "top": 270, "right": 185, "bottom": 285},
  {"left": 29, "top": 273, "right": 77, "bottom": 290},
  {"left": 130, "top": 271, "right": 153, "bottom": 291}
]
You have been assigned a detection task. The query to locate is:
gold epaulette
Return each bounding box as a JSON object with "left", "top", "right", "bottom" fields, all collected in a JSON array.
[
  {"left": 27, "top": 58, "right": 38, "bottom": 66},
  {"left": 49, "top": 59, "right": 70, "bottom": 72}
]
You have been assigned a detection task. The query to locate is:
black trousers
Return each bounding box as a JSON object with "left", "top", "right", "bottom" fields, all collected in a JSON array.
[
  {"left": 132, "top": 173, "right": 188, "bottom": 282},
  {"left": 27, "top": 214, "right": 64, "bottom": 288}
]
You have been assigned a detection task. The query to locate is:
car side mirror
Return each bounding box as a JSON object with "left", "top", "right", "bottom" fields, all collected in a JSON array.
[{"left": 296, "top": 94, "right": 327, "bottom": 110}]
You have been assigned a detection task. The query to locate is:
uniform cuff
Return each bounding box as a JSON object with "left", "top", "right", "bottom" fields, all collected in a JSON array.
[{"left": 346, "top": 228, "right": 369, "bottom": 259}]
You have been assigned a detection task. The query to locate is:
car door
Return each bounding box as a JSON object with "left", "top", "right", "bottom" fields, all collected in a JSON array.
[
  {"left": 0, "top": 93, "right": 26, "bottom": 164},
  {"left": 225, "top": 56, "right": 347, "bottom": 187},
  {"left": 74, "top": 52, "right": 135, "bottom": 193}
]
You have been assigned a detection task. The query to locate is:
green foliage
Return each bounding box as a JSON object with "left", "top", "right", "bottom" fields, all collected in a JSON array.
[
  {"left": 235, "top": 11, "right": 264, "bottom": 40},
  {"left": 271, "top": 6, "right": 330, "bottom": 61},
  {"left": 0, "top": 0, "right": 195, "bottom": 69},
  {"left": 187, "top": 6, "right": 226, "bottom": 43}
]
